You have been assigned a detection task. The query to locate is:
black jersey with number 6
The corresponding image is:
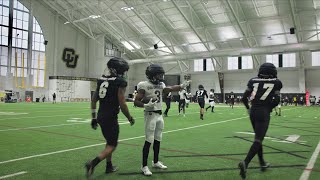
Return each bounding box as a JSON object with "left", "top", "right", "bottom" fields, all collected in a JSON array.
[
  {"left": 247, "top": 77, "right": 282, "bottom": 108},
  {"left": 96, "top": 76, "right": 127, "bottom": 118}
]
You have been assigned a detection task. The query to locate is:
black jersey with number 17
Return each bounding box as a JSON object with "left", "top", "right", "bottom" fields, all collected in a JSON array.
[
  {"left": 247, "top": 77, "right": 282, "bottom": 108},
  {"left": 96, "top": 76, "right": 127, "bottom": 118}
]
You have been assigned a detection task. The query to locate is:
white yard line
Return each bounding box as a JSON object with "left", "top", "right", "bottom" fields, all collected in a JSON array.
[
  {"left": 299, "top": 141, "right": 320, "bottom": 180},
  {"left": 0, "top": 171, "right": 27, "bottom": 179},
  {"left": 0, "top": 116, "right": 247, "bottom": 165},
  {"left": 0, "top": 113, "right": 89, "bottom": 121},
  {"left": 0, "top": 112, "right": 202, "bottom": 131},
  {"left": 0, "top": 122, "right": 130, "bottom": 132}
]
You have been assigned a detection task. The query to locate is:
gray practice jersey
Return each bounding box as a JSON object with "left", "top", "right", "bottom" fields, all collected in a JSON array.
[{"left": 137, "top": 81, "right": 166, "bottom": 111}]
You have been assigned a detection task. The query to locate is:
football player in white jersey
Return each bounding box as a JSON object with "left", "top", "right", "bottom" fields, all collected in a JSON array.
[
  {"left": 178, "top": 88, "right": 187, "bottom": 116},
  {"left": 134, "top": 64, "right": 190, "bottom": 176},
  {"left": 185, "top": 91, "right": 192, "bottom": 108},
  {"left": 206, "top": 89, "right": 215, "bottom": 112}
]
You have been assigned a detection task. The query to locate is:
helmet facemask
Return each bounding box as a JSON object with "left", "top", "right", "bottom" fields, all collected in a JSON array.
[{"left": 150, "top": 73, "right": 164, "bottom": 84}]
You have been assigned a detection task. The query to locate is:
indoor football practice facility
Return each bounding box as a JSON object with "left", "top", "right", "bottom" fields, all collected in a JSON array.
[{"left": 0, "top": 0, "right": 320, "bottom": 180}]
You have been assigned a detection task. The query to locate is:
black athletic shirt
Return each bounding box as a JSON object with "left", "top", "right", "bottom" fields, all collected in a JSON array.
[
  {"left": 196, "top": 89, "right": 208, "bottom": 102},
  {"left": 247, "top": 77, "right": 282, "bottom": 108},
  {"left": 96, "top": 76, "right": 127, "bottom": 119}
]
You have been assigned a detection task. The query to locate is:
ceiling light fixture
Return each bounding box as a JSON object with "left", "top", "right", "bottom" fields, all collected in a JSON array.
[
  {"left": 89, "top": 15, "right": 101, "bottom": 19},
  {"left": 121, "top": 7, "right": 134, "bottom": 11},
  {"left": 64, "top": 21, "right": 70, "bottom": 25}
]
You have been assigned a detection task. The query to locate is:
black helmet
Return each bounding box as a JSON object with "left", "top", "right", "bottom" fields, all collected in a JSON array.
[
  {"left": 107, "top": 57, "right": 129, "bottom": 76},
  {"left": 210, "top": 89, "right": 214, "bottom": 92},
  {"left": 146, "top": 64, "right": 165, "bottom": 84},
  {"left": 258, "top": 63, "right": 277, "bottom": 78},
  {"left": 198, "top": 85, "right": 204, "bottom": 90}
]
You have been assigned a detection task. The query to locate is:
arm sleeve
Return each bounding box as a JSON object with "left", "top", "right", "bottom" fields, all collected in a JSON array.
[
  {"left": 242, "top": 79, "right": 253, "bottom": 109},
  {"left": 270, "top": 80, "right": 283, "bottom": 109},
  {"left": 117, "top": 77, "right": 128, "bottom": 88}
]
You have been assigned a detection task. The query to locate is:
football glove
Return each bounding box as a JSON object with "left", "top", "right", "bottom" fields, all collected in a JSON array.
[
  {"left": 128, "top": 116, "right": 135, "bottom": 126},
  {"left": 143, "top": 98, "right": 156, "bottom": 109},
  {"left": 91, "top": 118, "right": 98, "bottom": 130},
  {"left": 180, "top": 80, "right": 191, "bottom": 89}
]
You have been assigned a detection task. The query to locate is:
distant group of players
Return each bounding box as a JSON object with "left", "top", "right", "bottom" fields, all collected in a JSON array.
[{"left": 85, "top": 57, "right": 283, "bottom": 180}]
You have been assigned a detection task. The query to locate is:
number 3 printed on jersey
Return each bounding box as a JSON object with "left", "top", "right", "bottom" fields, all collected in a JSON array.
[
  {"left": 99, "top": 81, "right": 109, "bottom": 98},
  {"left": 252, "top": 83, "right": 274, "bottom": 100},
  {"left": 155, "top": 90, "right": 161, "bottom": 103}
]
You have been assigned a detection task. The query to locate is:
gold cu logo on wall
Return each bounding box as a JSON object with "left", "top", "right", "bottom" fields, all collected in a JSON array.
[{"left": 62, "top": 48, "right": 79, "bottom": 68}]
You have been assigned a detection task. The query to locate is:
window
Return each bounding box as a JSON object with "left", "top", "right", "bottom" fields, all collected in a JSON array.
[
  {"left": 194, "top": 59, "right": 203, "bottom": 72},
  {"left": 282, "top": 53, "right": 296, "bottom": 67},
  {"left": 228, "top": 57, "right": 238, "bottom": 70},
  {"left": 0, "top": 0, "right": 46, "bottom": 88},
  {"left": 206, "top": 59, "right": 214, "bottom": 71},
  {"left": 266, "top": 54, "right": 279, "bottom": 67},
  {"left": 242, "top": 56, "right": 253, "bottom": 69},
  {"left": 312, "top": 51, "right": 320, "bottom": 66},
  {"left": 194, "top": 59, "right": 215, "bottom": 72},
  {"left": 267, "top": 53, "right": 296, "bottom": 67}
]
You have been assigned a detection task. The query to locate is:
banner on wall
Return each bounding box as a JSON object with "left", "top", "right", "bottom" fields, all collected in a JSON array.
[
  {"left": 218, "top": 72, "right": 224, "bottom": 102},
  {"left": 306, "top": 89, "right": 309, "bottom": 106},
  {"left": 49, "top": 76, "right": 97, "bottom": 81},
  {"left": 62, "top": 48, "right": 79, "bottom": 68}
]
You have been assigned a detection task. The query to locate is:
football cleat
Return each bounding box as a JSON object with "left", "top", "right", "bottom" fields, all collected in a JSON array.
[
  {"left": 84, "top": 161, "right": 94, "bottom": 178},
  {"left": 141, "top": 166, "right": 152, "bottom": 176},
  {"left": 238, "top": 161, "right": 247, "bottom": 180},
  {"left": 105, "top": 166, "right": 118, "bottom": 174},
  {"left": 152, "top": 161, "right": 167, "bottom": 169},
  {"left": 260, "top": 162, "right": 270, "bottom": 172}
]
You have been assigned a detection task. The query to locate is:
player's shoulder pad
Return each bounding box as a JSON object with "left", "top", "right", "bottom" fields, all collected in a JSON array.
[
  {"left": 114, "top": 77, "right": 127, "bottom": 88},
  {"left": 275, "top": 78, "right": 283, "bottom": 89},
  {"left": 160, "top": 82, "right": 166, "bottom": 88},
  {"left": 137, "top": 81, "right": 149, "bottom": 91}
]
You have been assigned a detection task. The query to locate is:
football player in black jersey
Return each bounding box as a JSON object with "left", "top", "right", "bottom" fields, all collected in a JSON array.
[
  {"left": 239, "top": 63, "right": 282, "bottom": 179},
  {"left": 230, "top": 91, "right": 235, "bottom": 109},
  {"left": 85, "top": 57, "right": 135, "bottom": 178},
  {"left": 196, "top": 85, "right": 208, "bottom": 120},
  {"left": 163, "top": 92, "right": 172, "bottom": 117}
]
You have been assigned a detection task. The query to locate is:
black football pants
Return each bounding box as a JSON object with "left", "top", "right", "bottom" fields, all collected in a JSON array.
[{"left": 250, "top": 107, "right": 270, "bottom": 141}]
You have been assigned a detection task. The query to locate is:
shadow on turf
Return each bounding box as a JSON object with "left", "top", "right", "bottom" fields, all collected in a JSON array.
[
  {"left": 117, "top": 164, "right": 305, "bottom": 176},
  {"left": 163, "top": 150, "right": 310, "bottom": 158}
]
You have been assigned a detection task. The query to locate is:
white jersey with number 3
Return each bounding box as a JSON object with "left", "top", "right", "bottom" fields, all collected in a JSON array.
[{"left": 137, "top": 81, "right": 166, "bottom": 111}]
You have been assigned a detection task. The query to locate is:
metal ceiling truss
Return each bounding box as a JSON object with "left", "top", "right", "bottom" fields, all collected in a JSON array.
[
  {"left": 78, "top": 0, "right": 148, "bottom": 58},
  {"left": 171, "top": 0, "right": 221, "bottom": 70},
  {"left": 289, "top": 0, "right": 305, "bottom": 67},
  {"left": 225, "top": 0, "right": 261, "bottom": 69}
]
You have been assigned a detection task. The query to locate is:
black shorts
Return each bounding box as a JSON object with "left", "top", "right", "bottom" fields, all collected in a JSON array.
[
  {"left": 198, "top": 100, "right": 205, "bottom": 108},
  {"left": 98, "top": 117, "right": 119, "bottom": 147},
  {"left": 179, "top": 99, "right": 186, "bottom": 108},
  {"left": 250, "top": 107, "right": 270, "bottom": 141},
  {"left": 230, "top": 99, "right": 235, "bottom": 105}
]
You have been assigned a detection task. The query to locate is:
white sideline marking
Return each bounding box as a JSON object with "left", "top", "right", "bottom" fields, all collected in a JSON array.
[
  {"left": 299, "top": 141, "right": 320, "bottom": 180},
  {"left": 0, "top": 171, "right": 27, "bottom": 179},
  {"left": 0, "top": 116, "right": 247, "bottom": 165},
  {"left": 0, "top": 122, "right": 130, "bottom": 132},
  {"left": 0, "top": 112, "right": 28, "bottom": 116},
  {"left": 0, "top": 113, "right": 89, "bottom": 121},
  {"left": 0, "top": 123, "right": 86, "bottom": 132},
  {"left": 272, "top": 135, "right": 300, "bottom": 143}
]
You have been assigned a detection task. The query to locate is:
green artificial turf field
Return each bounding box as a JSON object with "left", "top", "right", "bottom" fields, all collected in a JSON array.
[{"left": 0, "top": 102, "right": 319, "bottom": 180}]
